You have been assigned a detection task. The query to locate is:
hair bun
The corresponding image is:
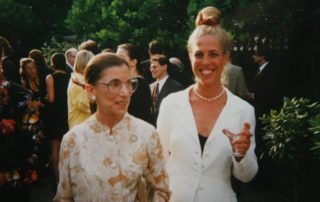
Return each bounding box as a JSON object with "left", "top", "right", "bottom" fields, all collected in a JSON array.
[
  {"left": 195, "top": 6, "right": 221, "bottom": 27},
  {"left": 197, "top": 18, "right": 220, "bottom": 26}
]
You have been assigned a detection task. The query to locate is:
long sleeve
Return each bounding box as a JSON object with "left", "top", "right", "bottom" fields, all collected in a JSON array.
[
  {"left": 54, "top": 133, "right": 75, "bottom": 202},
  {"left": 232, "top": 106, "right": 258, "bottom": 182},
  {"left": 68, "top": 83, "right": 91, "bottom": 128},
  {"left": 145, "top": 130, "right": 170, "bottom": 202}
]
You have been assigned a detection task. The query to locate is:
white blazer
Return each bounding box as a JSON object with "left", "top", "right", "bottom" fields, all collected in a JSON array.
[{"left": 157, "top": 87, "right": 258, "bottom": 202}]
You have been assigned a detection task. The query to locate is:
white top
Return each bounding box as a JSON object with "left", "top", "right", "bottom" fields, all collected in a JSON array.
[{"left": 157, "top": 87, "right": 258, "bottom": 202}]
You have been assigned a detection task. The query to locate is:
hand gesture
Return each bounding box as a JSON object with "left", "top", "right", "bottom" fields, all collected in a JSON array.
[{"left": 223, "top": 122, "right": 252, "bottom": 160}]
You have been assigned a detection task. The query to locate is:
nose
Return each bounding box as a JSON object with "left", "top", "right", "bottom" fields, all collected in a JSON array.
[
  {"left": 119, "top": 83, "right": 130, "bottom": 96},
  {"left": 202, "top": 54, "right": 211, "bottom": 66}
]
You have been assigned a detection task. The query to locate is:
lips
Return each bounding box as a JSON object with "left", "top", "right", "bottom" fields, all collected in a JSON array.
[{"left": 199, "top": 68, "right": 215, "bottom": 76}]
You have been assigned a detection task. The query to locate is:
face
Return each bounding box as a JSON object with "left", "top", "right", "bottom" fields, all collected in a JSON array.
[
  {"left": 116, "top": 48, "right": 136, "bottom": 69},
  {"left": 88, "top": 65, "right": 132, "bottom": 119},
  {"left": 252, "top": 54, "right": 264, "bottom": 65},
  {"left": 67, "top": 52, "right": 76, "bottom": 66},
  {"left": 189, "top": 34, "right": 229, "bottom": 87},
  {"left": 24, "top": 62, "right": 38, "bottom": 79},
  {"left": 150, "top": 61, "right": 167, "bottom": 80}
]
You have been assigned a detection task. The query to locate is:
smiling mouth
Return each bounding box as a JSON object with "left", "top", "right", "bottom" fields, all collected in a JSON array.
[{"left": 199, "top": 68, "right": 215, "bottom": 76}]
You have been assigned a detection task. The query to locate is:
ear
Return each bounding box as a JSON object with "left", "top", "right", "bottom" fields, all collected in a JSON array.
[
  {"left": 85, "top": 84, "right": 96, "bottom": 102},
  {"left": 130, "top": 58, "right": 138, "bottom": 67},
  {"left": 223, "top": 51, "right": 231, "bottom": 66}
]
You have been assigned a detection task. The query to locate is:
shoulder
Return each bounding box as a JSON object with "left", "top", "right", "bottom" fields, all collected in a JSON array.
[
  {"left": 128, "top": 114, "right": 155, "bottom": 134},
  {"left": 167, "top": 77, "right": 184, "bottom": 89},
  {"left": 227, "top": 90, "right": 254, "bottom": 112}
]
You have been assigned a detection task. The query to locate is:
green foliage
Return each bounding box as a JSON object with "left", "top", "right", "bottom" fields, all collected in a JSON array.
[
  {"left": 309, "top": 114, "right": 320, "bottom": 158},
  {"left": 260, "top": 97, "right": 320, "bottom": 161},
  {"left": 0, "top": 0, "right": 41, "bottom": 52},
  {"left": 41, "top": 37, "right": 76, "bottom": 62},
  {"left": 67, "top": 0, "right": 189, "bottom": 58}
]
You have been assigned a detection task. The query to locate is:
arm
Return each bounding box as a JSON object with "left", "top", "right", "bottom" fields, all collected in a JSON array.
[
  {"left": 46, "top": 74, "right": 55, "bottom": 103},
  {"left": 145, "top": 130, "right": 170, "bottom": 202},
  {"left": 156, "top": 98, "right": 171, "bottom": 159},
  {"left": 54, "top": 134, "right": 74, "bottom": 202},
  {"left": 231, "top": 108, "right": 258, "bottom": 182}
]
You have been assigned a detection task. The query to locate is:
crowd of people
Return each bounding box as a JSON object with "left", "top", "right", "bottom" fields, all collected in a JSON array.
[{"left": 0, "top": 5, "right": 286, "bottom": 202}]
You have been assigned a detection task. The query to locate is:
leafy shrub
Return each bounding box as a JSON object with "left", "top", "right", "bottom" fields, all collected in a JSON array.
[{"left": 260, "top": 97, "right": 320, "bottom": 161}]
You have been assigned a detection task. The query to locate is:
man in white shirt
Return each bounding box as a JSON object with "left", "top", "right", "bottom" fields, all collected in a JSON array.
[{"left": 149, "top": 54, "right": 183, "bottom": 125}]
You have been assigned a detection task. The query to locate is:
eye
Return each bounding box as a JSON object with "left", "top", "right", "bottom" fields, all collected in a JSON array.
[
  {"left": 194, "top": 52, "right": 203, "bottom": 59},
  {"left": 108, "top": 79, "right": 122, "bottom": 88}
]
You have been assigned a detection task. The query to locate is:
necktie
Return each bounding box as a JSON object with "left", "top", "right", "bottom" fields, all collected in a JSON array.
[{"left": 151, "top": 83, "right": 159, "bottom": 115}]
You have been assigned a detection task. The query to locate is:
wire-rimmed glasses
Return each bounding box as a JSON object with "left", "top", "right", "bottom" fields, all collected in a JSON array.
[{"left": 95, "top": 78, "right": 139, "bottom": 94}]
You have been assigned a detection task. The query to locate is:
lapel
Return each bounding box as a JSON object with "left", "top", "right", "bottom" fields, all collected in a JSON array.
[
  {"left": 158, "top": 77, "right": 172, "bottom": 100},
  {"left": 172, "top": 86, "right": 198, "bottom": 143},
  {"left": 173, "top": 88, "right": 242, "bottom": 145}
]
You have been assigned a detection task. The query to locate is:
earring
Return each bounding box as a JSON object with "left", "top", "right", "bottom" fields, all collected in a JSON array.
[{"left": 90, "top": 95, "right": 96, "bottom": 101}]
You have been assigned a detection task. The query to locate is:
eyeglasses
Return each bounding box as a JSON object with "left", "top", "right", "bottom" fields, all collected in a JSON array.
[{"left": 95, "top": 78, "right": 139, "bottom": 94}]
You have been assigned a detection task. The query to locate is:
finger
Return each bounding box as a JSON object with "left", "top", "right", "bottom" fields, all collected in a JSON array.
[
  {"left": 222, "top": 129, "right": 234, "bottom": 140},
  {"left": 242, "top": 122, "right": 251, "bottom": 131}
]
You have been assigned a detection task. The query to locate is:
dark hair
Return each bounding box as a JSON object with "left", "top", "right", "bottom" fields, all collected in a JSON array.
[
  {"left": 29, "top": 49, "right": 47, "bottom": 68},
  {"left": 51, "top": 53, "right": 66, "bottom": 71},
  {"left": 0, "top": 36, "right": 12, "bottom": 55},
  {"left": 148, "top": 40, "right": 164, "bottom": 55},
  {"left": 79, "top": 39, "right": 100, "bottom": 55},
  {"left": 253, "top": 46, "right": 271, "bottom": 60},
  {"left": 117, "top": 43, "right": 143, "bottom": 75},
  {"left": 151, "top": 54, "right": 169, "bottom": 66},
  {"left": 85, "top": 53, "right": 129, "bottom": 85},
  {"left": 19, "top": 58, "right": 39, "bottom": 87}
]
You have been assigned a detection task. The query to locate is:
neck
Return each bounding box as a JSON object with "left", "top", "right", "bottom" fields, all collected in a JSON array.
[
  {"left": 96, "top": 110, "right": 124, "bottom": 129},
  {"left": 130, "top": 66, "right": 139, "bottom": 77},
  {"left": 195, "top": 82, "right": 224, "bottom": 97}
]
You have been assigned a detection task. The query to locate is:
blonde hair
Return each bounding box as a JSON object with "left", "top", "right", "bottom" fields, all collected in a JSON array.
[
  {"left": 195, "top": 6, "right": 221, "bottom": 27},
  {"left": 74, "top": 50, "right": 94, "bottom": 74},
  {"left": 188, "top": 6, "right": 232, "bottom": 54}
]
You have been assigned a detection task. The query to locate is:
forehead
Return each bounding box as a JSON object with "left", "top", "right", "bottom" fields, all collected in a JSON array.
[
  {"left": 99, "top": 65, "right": 130, "bottom": 80},
  {"left": 116, "top": 48, "right": 128, "bottom": 56},
  {"left": 192, "top": 34, "right": 222, "bottom": 52}
]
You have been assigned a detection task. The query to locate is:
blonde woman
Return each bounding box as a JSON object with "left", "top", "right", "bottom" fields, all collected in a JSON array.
[{"left": 67, "top": 50, "right": 94, "bottom": 128}]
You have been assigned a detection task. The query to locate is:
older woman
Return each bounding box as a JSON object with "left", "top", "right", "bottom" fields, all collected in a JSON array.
[
  {"left": 157, "top": 7, "right": 258, "bottom": 202},
  {"left": 55, "top": 53, "right": 170, "bottom": 202}
]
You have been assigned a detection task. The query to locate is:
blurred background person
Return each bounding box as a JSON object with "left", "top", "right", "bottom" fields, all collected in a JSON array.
[
  {"left": 149, "top": 54, "right": 183, "bottom": 125},
  {"left": 46, "top": 53, "right": 70, "bottom": 187},
  {"left": 67, "top": 50, "right": 94, "bottom": 129},
  {"left": 116, "top": 43, "right": 153, "bottom": 124},
  {"left": 0, "top": 36, "right": 20, "bottom": 84},
  {"left": 64, "top": 48, "right": 78, "bottom": 73}
]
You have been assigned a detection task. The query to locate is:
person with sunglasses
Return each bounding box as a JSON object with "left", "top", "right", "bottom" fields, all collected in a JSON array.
[{"left": 55, "top": 53, "right": 170, "bottom": 202}]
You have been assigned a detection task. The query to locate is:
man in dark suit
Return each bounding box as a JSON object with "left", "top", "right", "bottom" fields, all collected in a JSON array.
[
  {"left": 250, "top": 47, "right": 285, "bottom": 189},
  {"left": 149, "top": 54, "right": 184, "bottom": 125},
  {"left": 0, "top": 36, "right": 20, "bottom": 84}
]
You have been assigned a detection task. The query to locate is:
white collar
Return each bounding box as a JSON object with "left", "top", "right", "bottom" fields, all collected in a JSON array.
[
  {"left": 156, "top": 74, "right": 169, "bottom": 92},
  {"left": 259, "top": 62, "right": 269, "bottom": 73}
]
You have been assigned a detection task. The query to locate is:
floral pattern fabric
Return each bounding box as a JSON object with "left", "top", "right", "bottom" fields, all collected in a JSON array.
[
  {"left": 0, "top": 79, "right": 43, "bottom": 186},
  {"left": 55, "top": 114, "right": 170, "bottom": 202}
]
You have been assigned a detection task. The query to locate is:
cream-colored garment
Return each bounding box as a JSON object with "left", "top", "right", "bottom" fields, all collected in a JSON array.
[
  {"left": 67, "top": 73, "right": 91, "bottom": 129},
  {"left": 157, "top": 87, "right": 258, "bottom": 202},
  {"left": 55, "top": 114, "right": 170, "bottom": 202}
]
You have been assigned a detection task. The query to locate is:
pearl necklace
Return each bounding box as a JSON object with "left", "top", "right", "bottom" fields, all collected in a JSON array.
[{"left": 193, "top": 87, "right": 225, "bottom": 103}]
